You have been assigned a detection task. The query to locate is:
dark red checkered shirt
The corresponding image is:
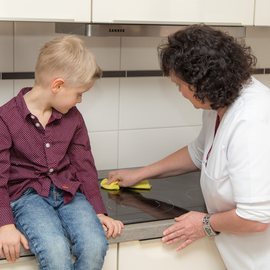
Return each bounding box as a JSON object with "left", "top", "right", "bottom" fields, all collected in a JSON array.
[{"left": 0, "top": 87, "right": 107, "bottom": 227}]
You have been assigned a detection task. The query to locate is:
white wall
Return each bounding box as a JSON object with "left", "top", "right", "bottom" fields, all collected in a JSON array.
[{"left": 0, "top": 22, "right": 270, "bottom": 170}]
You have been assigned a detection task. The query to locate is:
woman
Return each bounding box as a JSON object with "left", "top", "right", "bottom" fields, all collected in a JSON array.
[{"left": 106, "top": 24, "right": 270, "bottom": 270}]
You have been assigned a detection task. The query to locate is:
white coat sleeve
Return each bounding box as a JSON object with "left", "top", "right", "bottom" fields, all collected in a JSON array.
[{"left": 228, "top": 118, "right": 270, "bottom": 223}]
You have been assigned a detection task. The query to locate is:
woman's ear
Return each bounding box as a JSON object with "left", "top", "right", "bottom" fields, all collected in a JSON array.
[{"left": 51, "top": 78, "right": 65, "bottom": 94}]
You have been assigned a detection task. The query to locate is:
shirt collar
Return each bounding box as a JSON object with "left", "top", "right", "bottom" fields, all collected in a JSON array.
[{"left": 16, "top": 87, "right": 63, "bottom": 121}]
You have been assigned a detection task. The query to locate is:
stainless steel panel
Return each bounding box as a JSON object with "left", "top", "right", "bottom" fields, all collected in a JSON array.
[{"left": 55, "top": 23, "right": 246, "bottom": 38}]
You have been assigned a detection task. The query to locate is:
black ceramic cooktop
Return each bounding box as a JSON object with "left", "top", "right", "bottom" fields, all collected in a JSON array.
[{"left": 99, "top": 171, "right": 206, "bottom": 225}]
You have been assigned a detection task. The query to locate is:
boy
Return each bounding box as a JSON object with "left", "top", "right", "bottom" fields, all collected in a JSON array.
[{"left": 0, "top": 35, "right": 124, "bottom": 270}]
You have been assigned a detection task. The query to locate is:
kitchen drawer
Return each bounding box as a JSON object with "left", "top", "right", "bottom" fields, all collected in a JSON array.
[{"left": 118, "top": 238, "right": 226, "bottom": 270}]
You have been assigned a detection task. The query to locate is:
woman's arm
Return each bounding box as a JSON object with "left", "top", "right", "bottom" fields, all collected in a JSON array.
[
  {"left": 162, "top": 209, "right": 269, "bottom": 251},
  {"left": 107, "top": 146, "right": 199, "bottom": 187},
  {"left": 210, "top": 209, "right": 269, "bottom": 235}
]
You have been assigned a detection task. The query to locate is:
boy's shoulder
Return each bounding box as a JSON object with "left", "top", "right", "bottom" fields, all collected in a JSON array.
[
  {"left": 0, "top": 88, "right": 31, "bottom": 120},
  {"left": 0, "top": 96, "right": 17, "bottom": 118},
  {"left": 67, "top": 106, "right": 84, "bottom": 120}
]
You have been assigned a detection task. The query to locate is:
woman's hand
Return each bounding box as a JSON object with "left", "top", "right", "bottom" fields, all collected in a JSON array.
[
  {"left": 0, "top": 224, "right": 29, "bottom": 262},
  {"left": 162, "top": 211, "right": 207, "bottom": 251},
  {"left": 97, "top": 214, "right": 124, "bottom": 238},
  {"left": 106, "top": 169, "right": 140, "bottom": 187}
]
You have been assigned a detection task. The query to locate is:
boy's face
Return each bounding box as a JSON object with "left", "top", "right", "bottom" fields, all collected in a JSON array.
[{"left": 55, "top": 81, "right": 95, "bottom": 114}]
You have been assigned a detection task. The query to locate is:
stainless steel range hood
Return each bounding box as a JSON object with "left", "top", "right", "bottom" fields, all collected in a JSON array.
[{"left": 55, "top": 23, "right": 246, "bottom": 38}]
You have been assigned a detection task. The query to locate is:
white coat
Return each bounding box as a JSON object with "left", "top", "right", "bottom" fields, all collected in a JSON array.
[{"left": 188, "top": 77, "right": 270, "bottom": 270}]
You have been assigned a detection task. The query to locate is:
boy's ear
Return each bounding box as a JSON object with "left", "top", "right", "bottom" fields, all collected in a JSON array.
[{"left": 51, "top": 78, "right": 65, "bottom": 94}]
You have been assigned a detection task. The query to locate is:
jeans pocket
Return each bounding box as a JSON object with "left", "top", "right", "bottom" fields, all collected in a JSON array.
[
  {"left": 10, "top": 187, "right": 35, "bottom": 208},
  {"left": 22, "top": 187, "right": 35, "bottom": 196}
]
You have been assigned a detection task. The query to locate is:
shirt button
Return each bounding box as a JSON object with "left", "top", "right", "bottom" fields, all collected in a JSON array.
[
  {"left": 46, "top": 143, "right": 50, "bottom": 148},
  {"left": 31, "top": 115, "right": 35, "bottom": 119},
  {"left": 48, "top": 168, "right": 54, "bottom": 174},
  {"left": 35, "top": 123, "right": 40, "bottom": 127}
]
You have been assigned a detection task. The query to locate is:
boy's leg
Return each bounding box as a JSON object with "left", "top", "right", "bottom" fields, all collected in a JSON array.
[
  {"left": 57, "top": 191, "right": 109, "bottom": 270},
  {"left": 10, "top": 188, "right": 73, "bottom": 270}
]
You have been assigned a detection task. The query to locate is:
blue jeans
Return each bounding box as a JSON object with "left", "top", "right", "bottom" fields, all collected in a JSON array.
[{"left": 10, "top": 184, "right": 108, "bottom": 270}]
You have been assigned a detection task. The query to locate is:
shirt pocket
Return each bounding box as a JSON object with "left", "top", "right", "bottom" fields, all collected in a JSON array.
[{"left": 201, "top": 166, "right": 235, "bottom": 213}]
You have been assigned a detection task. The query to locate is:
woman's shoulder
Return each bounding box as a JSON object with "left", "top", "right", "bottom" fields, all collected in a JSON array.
[{"left": 239, "top": 77, "right": 270, "bottom": 122}]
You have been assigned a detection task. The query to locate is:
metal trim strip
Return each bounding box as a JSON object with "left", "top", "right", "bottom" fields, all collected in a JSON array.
[
  {"left": 127, "top": 70, "right": 163, "bottom": 77},
  {"left": 102, "top": 71, "right": 126, "bottom": 77},
  {"left": 1, "top": 69, "right": 269, "bottom": 80},
  {"left": 2, "top": 72, "right": 35, "bottom": 80}
]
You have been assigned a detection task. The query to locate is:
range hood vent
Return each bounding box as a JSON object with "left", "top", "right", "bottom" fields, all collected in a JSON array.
[{"left": 55, "top": 23, "right": 246, "bottom": 38}]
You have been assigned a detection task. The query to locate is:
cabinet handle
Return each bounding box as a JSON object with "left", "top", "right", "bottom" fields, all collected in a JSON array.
[{"left": 139, "top": 238, "right": 162, "bottom": 244}]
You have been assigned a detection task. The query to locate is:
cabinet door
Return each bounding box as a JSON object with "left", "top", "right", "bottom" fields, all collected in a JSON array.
[
  {"left": 93, "top": 0, "right": 254, "bottom": 26},
  {"left": 0, "top": 0, "right": 91, "bottom": 22},
  {"left": 254, "top": 0, "right": 270, "bottom": 26},
  {"left": 0, "top": 257, "right": 39, "bottom": 270},
  {"left": 102, "top": 243, "right": 117, "bottom": 270},
  {"left": 118, "top": 238, "right": 226, "bottom": 270}
]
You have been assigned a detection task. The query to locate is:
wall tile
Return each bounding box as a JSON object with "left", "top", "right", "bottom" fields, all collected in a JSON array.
[
  {"left": 245, "top": 26, "right": 270, "bottom": 68},
  {"left": 77, "top": 78, "right": 119, "bottom": 132},
  {"left": 81, "top": 36, "right": 121, "bottom": 71},
  {"left": 14, "top": 22, "right": 59, "bottom": 72},
  {"left": 14, "top": 79, "right": 35, "bottom": 95},
  {"left": 121, "top": 37, "right": 163, "bottom": 70},
  {"left": 119, "top": 77, "right": 202, "bottom": 130},
  {"left": 118, "top": 126, "right": 201, "bottom": 169},
  {"left": 253, "top": 74, "right": 270, "bottom": 88},
  {"left": 0, "top": 81, "right": 14, "bottom": 106},
  {"left": 14, "top": 22, "right": 121, "bottom": 72},
  {"left": 0, "top": 22, "right": 13, "bottom": 72},
  {"left": 89, "top": 131, "right": 118, "bottom": 171}
]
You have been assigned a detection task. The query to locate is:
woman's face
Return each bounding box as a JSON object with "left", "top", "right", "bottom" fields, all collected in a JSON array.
[{"left": 170, "top": 73, "right": 212, "bottom": 110}]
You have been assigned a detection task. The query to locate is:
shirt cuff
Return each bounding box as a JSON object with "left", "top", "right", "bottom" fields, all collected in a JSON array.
[
  {"left": 236, "top": 201, "right": 270, "bottom": 223},
  {"left": 0, "top": 207, "right": 15, "bottom": 227},
  {"left": 188, "top": 143, "right": 202, "bottom": 170}
]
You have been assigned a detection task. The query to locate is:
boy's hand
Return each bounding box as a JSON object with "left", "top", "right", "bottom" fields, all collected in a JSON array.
[
  {"left": 97, "top": 214, "right": 124, "bottom": 238},
  {"left": 0, "top": 224, "right": 29, "bottom": 263}
]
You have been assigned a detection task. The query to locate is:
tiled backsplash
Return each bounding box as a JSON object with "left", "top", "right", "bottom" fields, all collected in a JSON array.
[{"left": 1, "top": 22, "right": 270, "bottom": 170}]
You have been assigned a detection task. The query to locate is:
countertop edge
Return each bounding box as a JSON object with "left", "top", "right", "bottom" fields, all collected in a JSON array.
[
  {"left": 0, "top": 219, "right": 176, "bottom": 259},
  {"left": 108, "top": 218, "right": 176, "bottom": 244}
]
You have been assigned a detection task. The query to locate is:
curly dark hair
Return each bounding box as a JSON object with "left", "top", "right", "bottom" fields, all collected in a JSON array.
[{"left": 158, "top": 24, "right": 257, "bottom": 110}]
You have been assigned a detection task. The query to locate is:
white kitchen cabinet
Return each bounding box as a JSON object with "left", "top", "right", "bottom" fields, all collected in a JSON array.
[
  {"left": 92, "top": 0, "right": 254, "bottom": 26},
  {"left": 118, "top": 238, "right": 226, "bottom": 270},
  {"left": 0, "top": 0, "right": 91, "bottom": 22},
  {"left": 0, "top": 257, "right": 39, "bottom": 270},
  {"left": 254, "top": 0, "right": 270, "bottom": 26},
  {"left": 103, "top": 243, "right": 117, "bottom": 270}
]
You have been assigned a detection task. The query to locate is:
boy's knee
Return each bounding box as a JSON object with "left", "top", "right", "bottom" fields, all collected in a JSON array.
[
  {"left": 75, "top": 234, "right": 108, "bottom": 258},
  {"left": 36, "top": 238, "right": 73, "bottom": 269}
]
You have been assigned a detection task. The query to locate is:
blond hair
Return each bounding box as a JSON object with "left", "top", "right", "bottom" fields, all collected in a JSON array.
[{"left": 35, "top": 35, "right": 102, "bottom": 87}]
